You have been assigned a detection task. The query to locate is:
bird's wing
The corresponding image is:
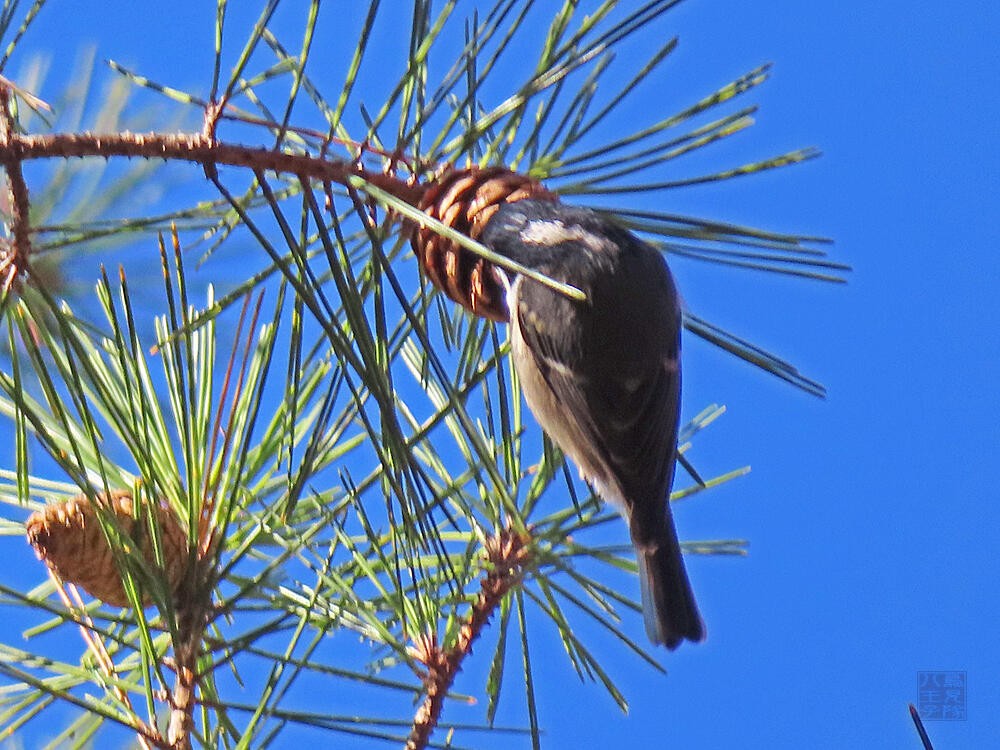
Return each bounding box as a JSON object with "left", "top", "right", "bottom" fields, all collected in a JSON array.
[{"left": 515, "top": 293, "right": 681, "bottom": 545}]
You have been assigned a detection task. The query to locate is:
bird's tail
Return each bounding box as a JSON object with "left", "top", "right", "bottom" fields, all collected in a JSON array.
[{"left": 637, "top": 532, "right": 705, "bottom": 650}]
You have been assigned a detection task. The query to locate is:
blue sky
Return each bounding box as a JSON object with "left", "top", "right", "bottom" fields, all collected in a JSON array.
[{"left": 5, "top": 1, "right": 998, "bottom": 748}]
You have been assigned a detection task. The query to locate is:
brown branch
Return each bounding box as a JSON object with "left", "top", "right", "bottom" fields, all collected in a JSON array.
[
  {"left": 0, "top": 86, "right": 34, "bottom": 292},
  {"left": 405, "top": 529, "right": 531, "bottom": 750},
  {"left": 165, "top": 558, "right": 215, "bottom": 750},
  {"left": 0, "top": 131, "right": 426, "bottom": 207},
  {"left": 167, "top": 638, "right": 198, "bottom": 750},
  {"left": 0, "top": 123, "right": 429, "bottom": 290}
]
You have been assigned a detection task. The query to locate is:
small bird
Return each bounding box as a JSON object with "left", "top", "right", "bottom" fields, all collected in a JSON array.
[{"left": 481, "top": 199, "right": 704, "bottom": 649}]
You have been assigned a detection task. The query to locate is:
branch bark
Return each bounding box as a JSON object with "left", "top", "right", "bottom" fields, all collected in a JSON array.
[
  {"left": 0, "top": 131, "right": 425, "bottom": 206},
  {"left": 0, "top": 86, "right": 34, "bottom": 292},
  {"left": 406, "top": 529, "right": 531, "bottom": 750}
]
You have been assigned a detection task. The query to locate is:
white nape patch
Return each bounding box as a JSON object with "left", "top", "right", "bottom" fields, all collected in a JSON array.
[{"left": 520, "top": 219, "right": 615, "bottom": 253}]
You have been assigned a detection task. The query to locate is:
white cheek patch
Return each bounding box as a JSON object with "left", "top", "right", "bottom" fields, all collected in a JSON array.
[{"left": 520, "top": 220, "right": 615, "bottom": 253}]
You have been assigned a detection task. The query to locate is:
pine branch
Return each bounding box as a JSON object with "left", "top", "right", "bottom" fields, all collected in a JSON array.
[
  {"left": 1, "top": 129, "right": 424, "bottom": 205},
  {"left": 406, "top": 528, "right": 531, "bottom": 750}
]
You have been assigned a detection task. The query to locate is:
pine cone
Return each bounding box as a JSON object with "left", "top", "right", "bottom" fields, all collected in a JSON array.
[
  {"left": 25, "top": 489, "right": 187, "bottom": 608},
  {"left": 411, "top": 166, "right": 557, "bottom": 321}
]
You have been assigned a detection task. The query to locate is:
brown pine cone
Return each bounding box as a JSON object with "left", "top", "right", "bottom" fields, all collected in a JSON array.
[
  {"left": 411, "top": 166, "right": 558, "bottom": 321},
  {"left": 25, "top": 489, "right": 188, "bottom": 608}
]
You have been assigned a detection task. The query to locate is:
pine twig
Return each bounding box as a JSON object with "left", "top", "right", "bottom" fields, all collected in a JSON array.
[
  {"left": 1, "top": 131, "right": 425, "bottom": 206},
  {"left": 406, "top": 529, "right": 531, "bottom": 750},
  {"left": 165, "top": 562, "right": 216, "bottom": 750},
  {"left": 0, "top": 79, "right": 34, "bottom": 293},
  {"left": 166, "top": 637, "right": 198, "bottom": 749}
]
